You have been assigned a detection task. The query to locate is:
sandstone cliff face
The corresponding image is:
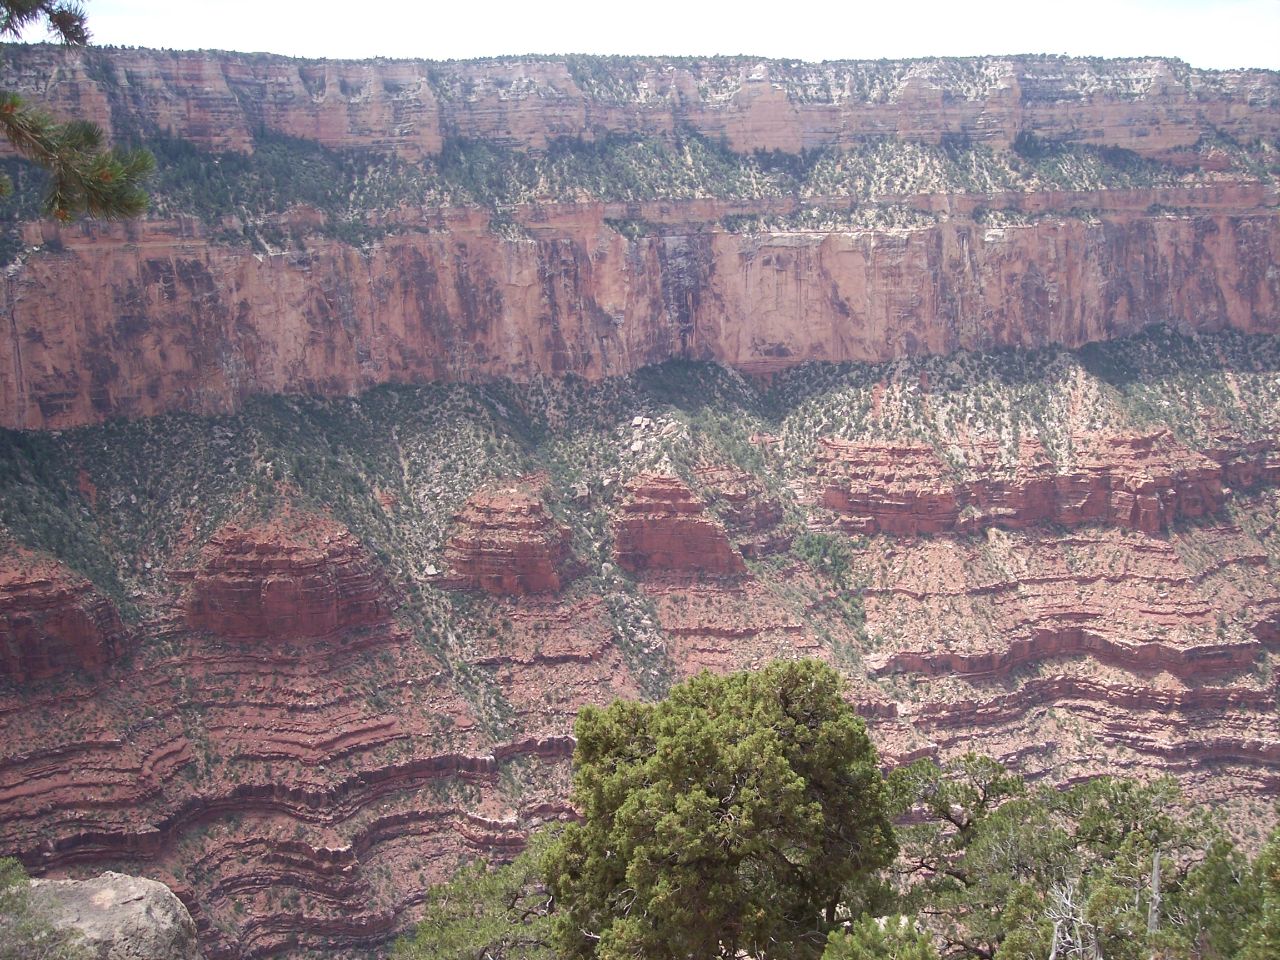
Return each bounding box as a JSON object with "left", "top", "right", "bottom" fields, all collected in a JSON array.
[
  {"left": 184, "top": 514, "right": 391, "bottom": 642},
  {"left": 5, "top": 200, "right": 1275, "bottom": 430},
  {"left": 614, "top": 474, "right": 746, "bottom": 576},
  {"left": 0, "top": 49, "right": 1276, "bottom": 430},
  {"left": 441, "top": 487, "right": 575, "bottom": 595},
  {"left": 0, "top": 548, "right": 124, "bottom": 683}
]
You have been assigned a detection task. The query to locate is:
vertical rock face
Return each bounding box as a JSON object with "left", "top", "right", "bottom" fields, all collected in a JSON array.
[
  {"left": 0, "top": 50, "right": 1275, "bottom": 430},
  {"left": 441, "top": 487, "right": 575, "bottom": 595},
  {"left": 0, "top": 549, "right": 124, "bottom": 683},
  {"left": 3, "top": 208, "right": 1277, "bottom": 431},
  {"left": 614, "top": 475, "right": 746, "bottom": 576},
  {"left": 185, "top": 514, "right": 391, "bottom": 642},
  {"left": 28, "top": 871, "right": 202, "bottom": 960}
]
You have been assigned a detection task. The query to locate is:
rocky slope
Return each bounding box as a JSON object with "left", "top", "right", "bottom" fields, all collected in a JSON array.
[
  {"left": 2, "top": 330, "right": 1280, "bottom": 956},
  {"left": 0, "top": 50, "right": 1276, "bottom": 428}
]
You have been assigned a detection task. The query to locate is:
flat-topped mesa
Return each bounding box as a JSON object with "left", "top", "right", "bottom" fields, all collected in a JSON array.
[
  {"left": 184, "top": 514, "right": 391, "bottom": 642},
  {"left": 696, "top": 466, "right": 790, "bottom": 558},
  {"left": 614, "top": 474, "right": 747, "bottom": 576},
  {"left": 817, "top": 431, "right": 1231, "bottom": 537},
  {"left": 441, "top": 488, "right": 575, "bottom": 596},
  {"left": 0, "top": 549, "right": 125, "bottom": 683}
]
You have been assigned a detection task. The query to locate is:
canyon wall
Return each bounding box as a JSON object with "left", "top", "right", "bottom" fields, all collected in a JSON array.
[
  {"left": 0, "top": 49, "right": 1276, "bottom": 429},
  {"left": 2, "top": 335, "right": 1280, "bottom": 957},
  {"left": 1, "top": 46, "right": 1280, "bottom": 959},
  {"left": 2, "top": 194, "right": 1277, "bottom": 430}
]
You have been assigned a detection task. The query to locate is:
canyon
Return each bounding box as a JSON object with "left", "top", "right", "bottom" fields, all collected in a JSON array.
[{"left": 0, "top": 46, "right": 1278, "bottom": 959}]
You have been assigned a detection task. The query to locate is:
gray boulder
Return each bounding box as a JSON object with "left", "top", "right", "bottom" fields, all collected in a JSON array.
[{"left": 28, "top": 872, "right": 201, "bottom": 960}]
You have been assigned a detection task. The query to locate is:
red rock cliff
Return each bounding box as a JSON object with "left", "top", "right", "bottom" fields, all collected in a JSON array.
[
  {"left": 3, "top": 201, "right": 1277, "bottom": 430},
  {"left": 0, "top": 50, "right": 1276, "bottom": 430},
  {"left": 0, "top": 547, "right": 125, "bottom": 682},
  {"left": 1, "top": 49, "right": 1276, "bottom": 158}
]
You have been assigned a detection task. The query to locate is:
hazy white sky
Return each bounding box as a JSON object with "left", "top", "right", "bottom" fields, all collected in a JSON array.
[{"left": 72, "top": 0, "right": 1280, "bottom": 70}]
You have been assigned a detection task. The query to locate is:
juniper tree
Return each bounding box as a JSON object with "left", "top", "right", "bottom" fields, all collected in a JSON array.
[
  {"left": 543, "top": 659, "right": 897, "bottom": 960},
  {"left": 0, "top": 1, "right": 152, "bottom": 220}
]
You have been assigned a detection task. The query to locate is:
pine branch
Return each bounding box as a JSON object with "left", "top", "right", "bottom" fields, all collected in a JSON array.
[
  {"left": 0, "top": 1, "right": 88, "bottom": 45},
  {"left": 0, "top": 90, "right": 154, "bottom": 220}
]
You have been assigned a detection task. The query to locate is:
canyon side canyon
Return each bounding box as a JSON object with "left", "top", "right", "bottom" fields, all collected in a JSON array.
[{"left": 0, "top": 47, "right": 1278, "bottom": 958}]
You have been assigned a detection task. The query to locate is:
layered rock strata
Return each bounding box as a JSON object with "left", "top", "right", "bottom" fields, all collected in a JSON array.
[
  {"left": 1, "top": 49, "right": 1276, "bottom": 158},
  {"left": 0, "top": 50, "right": 1276, "bottom": 430},
  {"left": 0, "top": 39, "right": 1277, "bottom": 957},
  {"left": 183, "top": 515, "right": 392, "bottom": 642},
  {"left": 696, "top": 466, "right": 791, "bottom": 558},
  {"left": 441, "top": 488, "right": 575, "bottom": 596},
  {"left": 2, "top": 387, "right": 1280, "bottom": 958},
  {"left": 614, "top": 474, "right": 746, "bottom": 576},
  {"left": 0, "top": 492, "right": 667, "bottom": 959},
  {"left": 817, "top": 431, "right": 1229, "bottom": 536}
]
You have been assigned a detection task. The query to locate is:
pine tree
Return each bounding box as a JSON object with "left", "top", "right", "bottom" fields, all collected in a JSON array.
[{"left": 0, "top": 1, "right": 152, "bottom": 220}]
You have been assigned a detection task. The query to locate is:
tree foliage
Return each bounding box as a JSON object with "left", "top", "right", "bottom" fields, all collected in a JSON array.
[
  {"left": 0, "top": 1, "right": 87, "bottom": 45},
  {"left": 398, "top": 665, "right": 1280, "bottom": 960},
  {"left": 1238, "top": 828, "right": 1280, "bottom": 960},
  {"left": 892, "top": 755, "right": 1272, "bottom": 960},
  {"left": 543, "top": 659, "right": 896, "bottom": 960},
  {"left": 822, "top": 915, "right": 940, "bottom": 960},
  {"left": 391, "top": 834, "right": 555, "bottom": 960},
  {"left": 0, "top": 0, "right": 152, "bottom": 220}
]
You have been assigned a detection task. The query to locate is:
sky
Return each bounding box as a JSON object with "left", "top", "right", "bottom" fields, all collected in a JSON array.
[{"left": 70, "top": 0, "right": 1280, "bottom": 70}]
